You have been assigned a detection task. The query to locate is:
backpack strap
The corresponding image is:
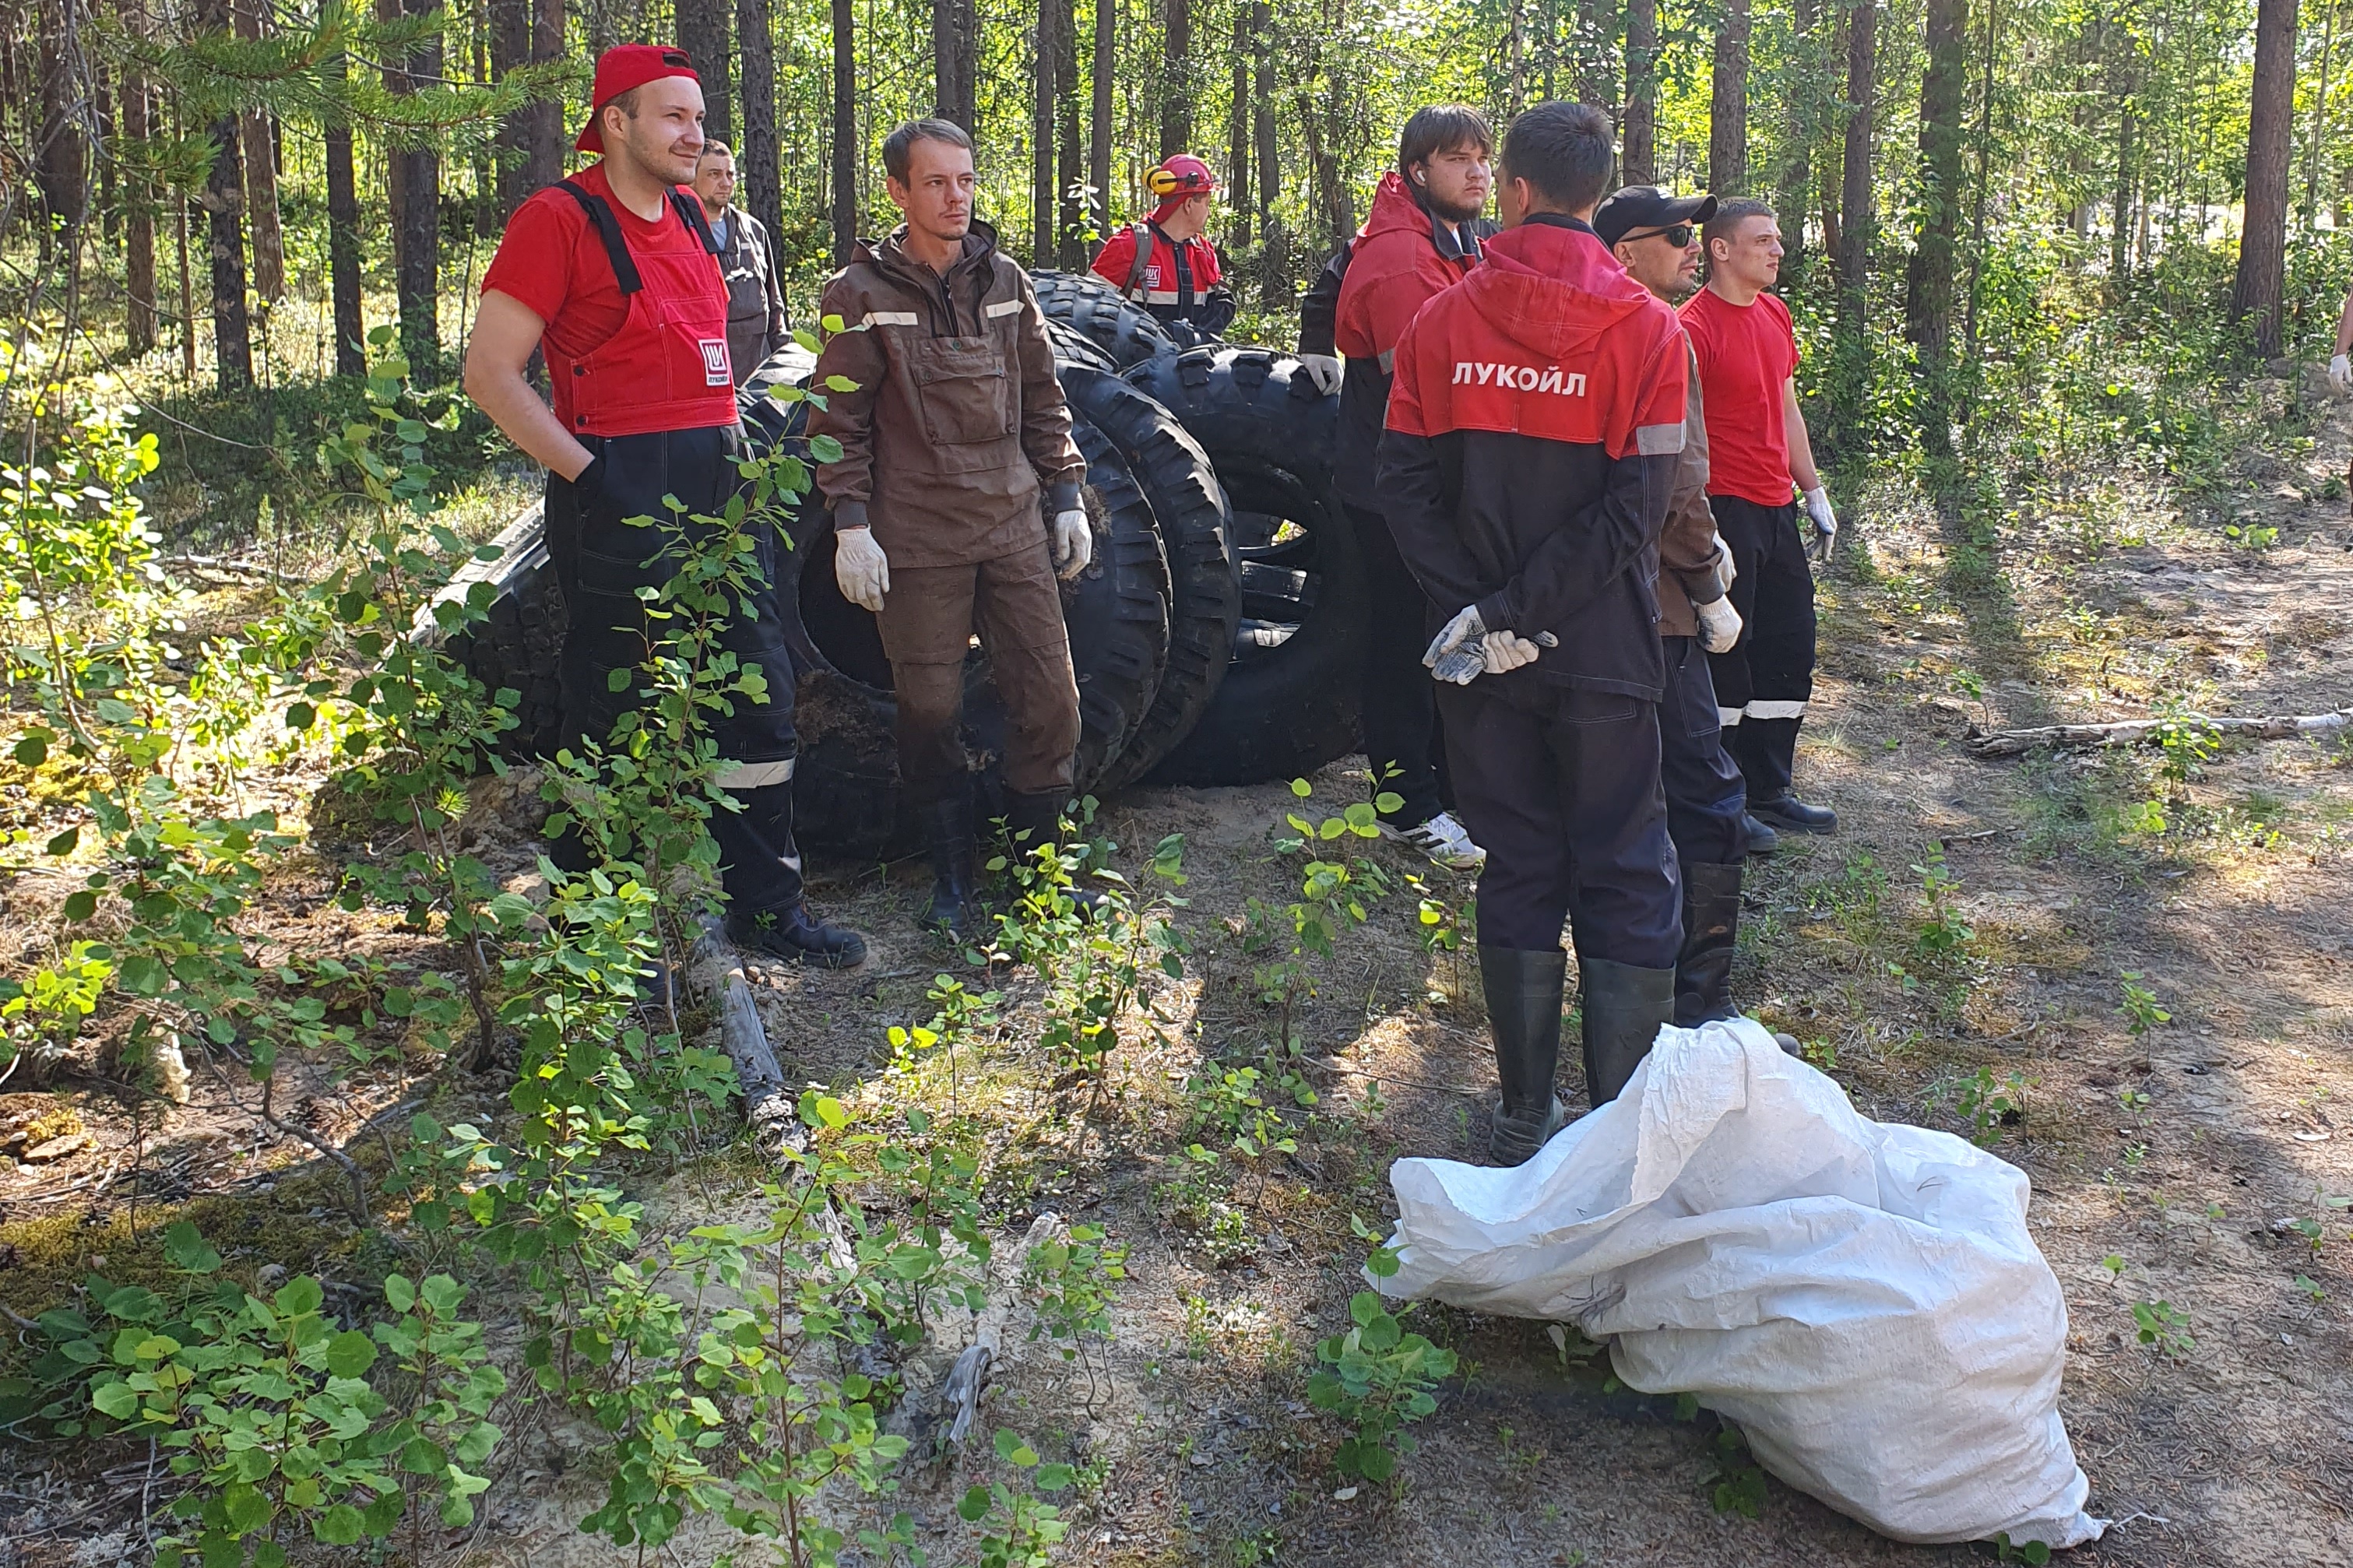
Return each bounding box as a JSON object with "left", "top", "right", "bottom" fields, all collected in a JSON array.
[
  {"left": 557, "top": 179, "right": 642, "bottom": 296},
  {"left": 1124, "top": 222, "right": 1155, "bottom": 298},
  {"left": 670, "top": 189, "right": 723, "bottom": 254}
]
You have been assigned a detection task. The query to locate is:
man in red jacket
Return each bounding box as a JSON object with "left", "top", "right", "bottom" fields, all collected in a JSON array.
[
  {"left": 1377, "top": 100, "right": 1688, "bottom": 1163},
  {"left": 464, "top": 44, "right": 864, "bottom": 968},
  {"left": 1321, "top": 104, "right": 1495, "bottom": 870},
  {"left": 1089, "top": 153, "right": 1236, "bottom": 340}
]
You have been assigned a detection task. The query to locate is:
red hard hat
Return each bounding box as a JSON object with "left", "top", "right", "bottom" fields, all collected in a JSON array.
[
  {"left": 575, "top": 44, "right": 702, "bottom": 153},
  {"left": 1146, "top": 153, "right": 1219, "bottom": 199}
]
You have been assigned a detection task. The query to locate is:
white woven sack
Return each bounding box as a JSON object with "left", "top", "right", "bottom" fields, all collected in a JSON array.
[{"left": 1379, "top": 1018, "right": 2104, "bottom": 1549}]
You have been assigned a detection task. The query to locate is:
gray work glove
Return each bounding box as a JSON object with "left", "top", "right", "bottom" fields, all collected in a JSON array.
[{"left": 835, "top": 525, "right": 890, "bottom": 612}]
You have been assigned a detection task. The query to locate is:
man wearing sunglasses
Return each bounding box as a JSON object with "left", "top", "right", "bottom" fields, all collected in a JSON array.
[
  {"left": 1596, "top": 185, "right": 1797, "bottom": 1046},
  {"left": 1090, "top": 153, "right": 1237, "bottom": 340}
]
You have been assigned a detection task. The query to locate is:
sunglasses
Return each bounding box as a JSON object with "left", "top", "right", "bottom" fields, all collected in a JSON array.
[{"left": 1624, "top": 222, "right": 1697, "bottom": 248}]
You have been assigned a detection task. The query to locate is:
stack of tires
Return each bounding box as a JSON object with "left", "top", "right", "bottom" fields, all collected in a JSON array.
[{"left": 446, "top": 269, "right": 1369, "bottom": 858}]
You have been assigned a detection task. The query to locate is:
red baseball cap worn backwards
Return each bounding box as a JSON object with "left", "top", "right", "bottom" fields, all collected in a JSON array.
[{"left": 575, "top": 44, "right": 702, "bottom": 153}]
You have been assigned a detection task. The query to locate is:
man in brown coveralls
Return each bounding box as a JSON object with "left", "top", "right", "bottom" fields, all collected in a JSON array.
[{"left": 810, "top": 118, "right": 1093, "bottom": 938}]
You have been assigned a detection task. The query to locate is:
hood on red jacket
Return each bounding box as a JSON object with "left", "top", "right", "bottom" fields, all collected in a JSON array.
[
  {"left": 1462, "top": 220, "right": 1652, "bottom": 364},
  {"left": 1359, "top": 171, "right": 1439, "bottom": 245}
]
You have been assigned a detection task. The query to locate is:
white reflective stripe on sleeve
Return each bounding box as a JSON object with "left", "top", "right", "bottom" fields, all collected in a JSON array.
[
  {"left": 862, "top": 311, "right": 919, "bottom": 327},
  {"left": 1377, "top": 348, "right": 1395, "bottom": 373},
  {"left": 713, "top": 758, "right": 797, "bottom": 790},
  {"left": 1143, "top": 290, "right": 1182, "bottom": 304},
  {"left": 1718, "top": 707, "right": 1744, "bottom": 726},
  {"left": 983, "top": 299, "right": 1024, "bottom": 318},
  {"left": 1636, "top": 422, "right": 1687, "bottom": 455},
  {"left": 1743, "top": 700, "right": 1810, "bottom": 720}
]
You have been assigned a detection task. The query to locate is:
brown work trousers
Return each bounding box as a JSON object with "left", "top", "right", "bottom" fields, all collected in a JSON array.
[{"left": 877, "top": 538, "right": 1081, "bottom": 808}]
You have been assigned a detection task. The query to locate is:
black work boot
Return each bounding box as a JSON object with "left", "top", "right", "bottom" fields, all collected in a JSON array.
[
  {"left": 726, "top": 902, "right": 868, "bottom": 969},
  {"left": 1749, "top": 792, "right": 1838, "bottom": 835},
  {"left": 1742, "top": 813, "right": 1779, "bottom": 856},
  {"left": 1579, "top": 958, "right": 1678, "bottom": 1108},
  {"left": 1480, "top": 945, "right": 1569, "bottom": 1165},
  {"left": 1675, "top": 861, "right": 1746, "bottom": 1027},
  {"left": 919, "top": 789, "right": 982, "bottom": 939}
]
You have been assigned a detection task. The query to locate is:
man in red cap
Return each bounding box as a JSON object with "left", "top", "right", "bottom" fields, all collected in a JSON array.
[
  {"left": 463, "top": 43, "right": 867, "bottom": 968},
  {"left": 1089, "top": 153, "right": 1236, "bottom": 339}
]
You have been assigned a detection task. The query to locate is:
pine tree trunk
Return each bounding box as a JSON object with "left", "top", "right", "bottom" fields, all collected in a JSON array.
[
  {"left": 491, "top": 0, "right": 529, "bottom": 216},
  {"left": 1710, "top": 0, "right": 1750, "bottom": 195},
  {"left": 739, "top": 0, "right": 781, "bottom": 240},
  {"left": 527, "top": 0, "right": 563, "bottom": 188},
  {"left": 1776, "top": 0, "right": 1818, "bottom": 269},
  {"left": 1034, "top": 0, "right": 1057, "bottom": 263},
  {"left": 1056, "top": 0, "right": 1084, "bottom": 265},
  {"left": 931, "top": 0, "right": 974, "bottom": 128},
  {"left": 2233, "top": 0, "right": 2299, "bottom": 356},
  {"left": 1091, "top": 0, "right": 1116, "bottom": 250},
  {"left": 678, "top": 0, "right": 732, "bottom": 142},
  {"left": 176, "top": 194, "right": 199, "bottom": 381},
  {"left": 382, "top": 0, "right": 441, "bottom": 380},
  {"left": 234, "top": 0, "right": 285, "bottom": 300},
  {"left": 123, "top": 67, "right": 157, "bottom": 355},
  {"left": 1905, "top": 0, "right": 1968, "bottom": 460},
  {"left": 37, "top": 0, "right": 87, "bottom": 234},
  {"left": 832, "top": 0, "right": 856, "bottom": 264},
  {"left": 2110, "top": 102, "right": 2133, "bottom": 283},
  {"left": 1838, "top": 0, "right": 1878, "bottom": 314},
  {"left": 1254, "top": 0, "right": 1285, "bottom": 311},
  {"left": 326, "top": 109, "right": 366, "bottom": 375},
  {"left": 1159, "top": 0, "right": 1190, "bottom": 156},
  {"left": 1623, "top": 0, "right": 1658, "bottom": 185},
  {"left": 1226, "top": 4, "right": 1250, "bottom": 247},
  {"left": 202, "top": 114, "right": 253, "bottom": 388}
]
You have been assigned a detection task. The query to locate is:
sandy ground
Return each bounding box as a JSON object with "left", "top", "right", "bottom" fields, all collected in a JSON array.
[{"left": 5, "top": 382, "right": 2352, "bottom": 1566}]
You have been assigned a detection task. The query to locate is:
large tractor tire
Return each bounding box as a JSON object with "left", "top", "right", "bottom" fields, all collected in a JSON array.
[
  {"left": 1120, "top": 346, "right": 1368, "bottom": 786},
  {"left": 1031, "top": 269, "right": 1178, "bottom": 370},
  {"left": 436, "top": 505, "right": 568, "bottom": 759},
  {"left": 1058, "top": 368, "right": 1241, "bottom": 793}
]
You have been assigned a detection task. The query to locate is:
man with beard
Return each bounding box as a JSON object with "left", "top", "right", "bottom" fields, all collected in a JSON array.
[
  {"left": 1377, "top": 101, "right": 1688, "bottom": 1163},
  {"left": 464, "top": 44, "right": 865, "bottom": 968},
  {"left": 1302, "top": 105, "right": 1498, "bottom": 870},
  {"left": 809, "top": 120, "right": 1092, "bottom": 938}
]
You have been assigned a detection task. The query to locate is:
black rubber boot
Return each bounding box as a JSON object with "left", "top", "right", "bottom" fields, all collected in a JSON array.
[
  {"left": 726, "top": 903, "right": 868, "bottom": 969},
  {"left": 1750, "top": 792, "right": 1838, "bottom": 835},
  {"left": 1580, "top": 958, "right": 1677, "bottom": 1108},
  {"left": 1480, "top": 945, "right": 1568, "bottom": 1165},
  {"left": 1675, "top": 861, "right": 1746, "bottom": 1027},
  {"left": 919, "top": 790, "right": 982, "bottom": 939}
]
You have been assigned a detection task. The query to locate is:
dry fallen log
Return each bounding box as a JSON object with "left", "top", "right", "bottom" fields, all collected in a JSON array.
[
  {"left": 688, "top": 916, "right": 792, "bottom": 1127},
  {"left": 1964, "top": 708, "right": 2352, "bottom": 758}
]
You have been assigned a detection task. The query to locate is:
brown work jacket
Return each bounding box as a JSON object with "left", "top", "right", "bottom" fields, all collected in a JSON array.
[
  {"left": 810, "top": 220, "right": 1085, "bottom": 568},
  {"left": 1658, "top": 336, "right": 1732, "bottom": 638}
]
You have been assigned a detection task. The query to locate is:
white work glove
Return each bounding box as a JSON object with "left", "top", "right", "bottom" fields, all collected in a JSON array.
[
  {"left": 1802, "top": 485, "right": 1838, "bottom": 561},
  {"left": 1051, "top": 508, "right": 1093, "bottom": 578},
  {"left": 1695, "top": 595, "right": 1743, "bottom": 655},
  {"left": 1481, "top": 629, "right": 1546, "bottom": 675},
  {"left": 1297, "top": 353, "right": 1342, "bottom": 396},
  {"left": 2332, "top": 353, "right": 2351, "bottom": 392},
  {"left": 1709, "top": 529, "right": 1736, "bottom": 595},
  {"left": 834, "top": 525, "right": 890, "bottom": 612},
  {"left": 1423, "top": 605, "right": 1486, "bottom": 671}
]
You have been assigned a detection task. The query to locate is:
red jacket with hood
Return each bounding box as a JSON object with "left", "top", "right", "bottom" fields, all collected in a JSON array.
[
  {"left": 1375, "top": 215, "right": 1688, "bottom": 700},
  {"left": 1324, "top": 171, "right": 1490, "bottom": 510}
]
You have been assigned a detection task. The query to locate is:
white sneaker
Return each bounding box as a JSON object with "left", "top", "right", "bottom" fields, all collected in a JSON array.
[{"left": 1381, "top": 810, "right": 1486, "bottom": 870}]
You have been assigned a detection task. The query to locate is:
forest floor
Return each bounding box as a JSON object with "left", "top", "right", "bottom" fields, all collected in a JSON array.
[{"left": 5, "top": 367, "right": 2353, "bottom": 1568}]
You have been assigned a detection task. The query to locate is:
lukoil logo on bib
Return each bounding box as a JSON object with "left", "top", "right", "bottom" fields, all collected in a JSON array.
[{"left": 699, "top": 339, "right": 730, "bottom": 386}]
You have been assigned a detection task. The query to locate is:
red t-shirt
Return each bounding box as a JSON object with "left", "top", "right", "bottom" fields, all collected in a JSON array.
[
  {"left": 1679, "top": 285, "right": 1799, "bottom": 507},
  {"left": 480, "top": 161, "right": 719, "bottom": 431}
]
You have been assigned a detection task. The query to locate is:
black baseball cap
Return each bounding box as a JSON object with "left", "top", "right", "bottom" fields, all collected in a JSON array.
[{"left": 1592, "top": 186, "right": 1719, "bottom": 248}]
